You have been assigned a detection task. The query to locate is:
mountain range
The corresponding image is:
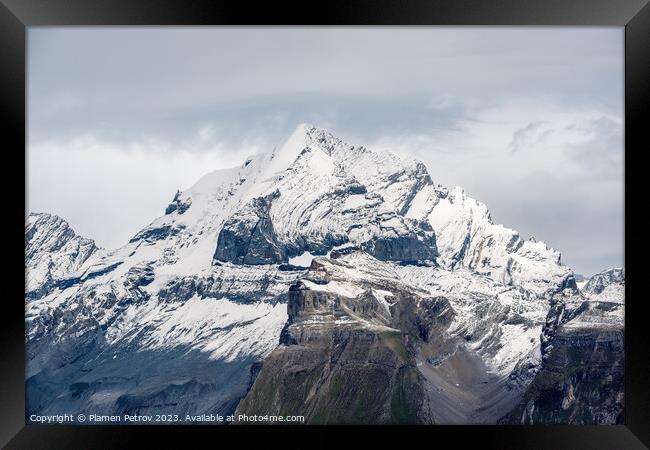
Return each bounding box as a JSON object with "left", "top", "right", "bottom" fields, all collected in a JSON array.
[{"left": 25, "top": 124, "right": 624, "bottom": 424}]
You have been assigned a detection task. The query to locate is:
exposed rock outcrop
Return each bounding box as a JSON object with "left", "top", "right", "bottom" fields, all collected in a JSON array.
[
  {"left": 500, "top": 269, "right": 624, "bottom": 424},
  {"left": 164, "top": 190, "right": 192, "bottom": 215},
  {"left": 235, "top": 254, "right": 446, "bottom": 424},
  {"left": 214, "top": 191, "right": 286, "bottom": 265}
]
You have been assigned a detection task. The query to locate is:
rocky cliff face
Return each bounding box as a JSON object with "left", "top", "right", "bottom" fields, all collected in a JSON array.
[
  {"left": 214, "top": 191, "right": 286, "bottom": 265},
  {"left": 501, "top": 269, "right": 624, "bottom": 424},
  {"left": 25, "top": 124, "right": 618, "bottom": 424},
  {"left": 235, "top": 253, "right": 448, "bottom": 424}
]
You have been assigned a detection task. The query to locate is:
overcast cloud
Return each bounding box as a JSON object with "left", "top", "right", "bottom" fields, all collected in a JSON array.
[{"left": 27, "top": 27, "right": 623, "bottom": 276}]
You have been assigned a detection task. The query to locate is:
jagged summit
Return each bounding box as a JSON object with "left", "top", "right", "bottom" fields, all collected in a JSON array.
[
  {"left": 124, "top": 124, "right": 571, "bottom": 294},
  {"left": 26, "top": 212, "right": 99, "bottom": 298},
  {"left": 582, "top": 267, "right": 624, "bottom": 294}
]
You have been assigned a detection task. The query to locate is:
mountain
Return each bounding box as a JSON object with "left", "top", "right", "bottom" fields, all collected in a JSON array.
[
  {"left": 26, "top": 213, "right": 99, "bottom": 299},
  {"left": 25, "top": 124, "right": 622, "bottom": 424}
]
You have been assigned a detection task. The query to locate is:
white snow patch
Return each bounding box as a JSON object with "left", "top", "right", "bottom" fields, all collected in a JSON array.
[
  {"left": 487, "top": 323, "right": 541, "bottom": 375},
  {"left": 111, "top": 296, "right": 288, "bottom": 362},
  {"left": 302, "top": 279, "right": 364, "bottom": 298},
  {"left": 371, "top": 288, "right": 394, "bottom": 313},
  {"left": 342, "top": 194, "right": 368, "bottom": 210},
  {"left": 289, "top": 251, "right": 316, "bottom": 267},
  {"left": 380, "top": 216, "right": 404, "bottom": 229}
]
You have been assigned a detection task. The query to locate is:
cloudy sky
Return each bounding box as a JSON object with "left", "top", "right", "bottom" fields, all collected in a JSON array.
[{"left": 28, "top": 27, "right": 623, "bottom": 276}]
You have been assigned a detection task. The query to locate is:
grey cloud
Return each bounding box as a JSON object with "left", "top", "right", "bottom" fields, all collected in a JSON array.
[
  {"left": 29, "top": 27, "right": 623, "bottom": 149},
  {"left": 507, "top": 121, "right": 548, "bottom": 154},
  {"left": 27, "top": 27, "right": 624, "bottom": 276},
  {"left": 565, "top": 116, "right": 623, "bottom": 180}
]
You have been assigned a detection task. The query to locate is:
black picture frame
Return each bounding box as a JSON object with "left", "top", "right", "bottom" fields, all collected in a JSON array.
[{"left": 1, "top": 0, "right": 647, "bottom": 448}]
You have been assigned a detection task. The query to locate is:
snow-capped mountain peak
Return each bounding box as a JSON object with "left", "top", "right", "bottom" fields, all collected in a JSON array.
[
  {"left": 26, "top": 212, "right": 99, "bottom": 299},
  {"left": 29, "top": 124, "right": 573, "bottom": 298},
  {"left": 25, "top": 124, "right": 596, "bottom": 424}
]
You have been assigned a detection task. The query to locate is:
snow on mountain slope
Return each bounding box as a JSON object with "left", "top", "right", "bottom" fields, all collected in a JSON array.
[
  {"left": 25, "top": 123, "right": 581, "bottom": 421},
  {"left": 406, "top": 184, "right": 570, "bottom": 296}
]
